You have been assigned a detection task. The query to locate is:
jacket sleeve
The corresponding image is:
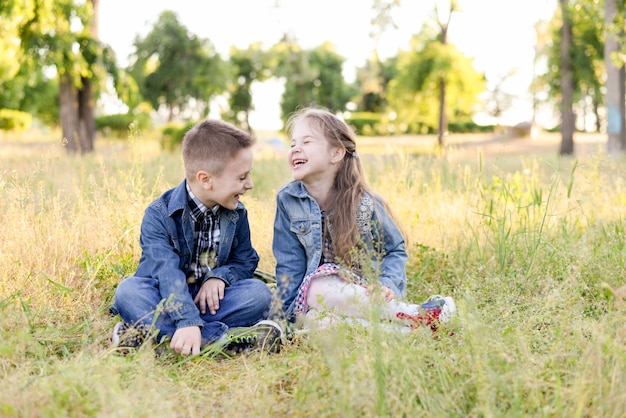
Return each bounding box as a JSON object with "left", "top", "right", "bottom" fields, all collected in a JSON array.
[
  {"left": 272, "top": 193, "right": 308, "bottom": 314},
  {"left": 372, "top": 199, "right": 408, "bottom": 297},
  {"left": 137, "top": 206, "right": 203, "bottom": 329}
]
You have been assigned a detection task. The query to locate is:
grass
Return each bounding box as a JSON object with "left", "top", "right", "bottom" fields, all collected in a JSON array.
[{"left": 1, "top": 128, "right": 625, "bottom": 417}]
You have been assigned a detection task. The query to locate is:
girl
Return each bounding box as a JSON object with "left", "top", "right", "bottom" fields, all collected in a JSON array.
[{"left": 272, "top": 106, "right": 455, "bottom": 332}]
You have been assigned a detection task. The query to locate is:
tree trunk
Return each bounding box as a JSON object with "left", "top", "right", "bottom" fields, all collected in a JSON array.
[
  {"left": 78, "top": 78, "right": 95, "bottom": 153},
  {"left": 559, "top": 0, "right": 575, "bottom": 155},
  {"left": 438, "top": 77, "right": 447, "bottom": 147},
  {"left": 605, "top": 0, "right": 625, "bottom": 154},
  {"left": 437, "top": 13, "right": 450, "bottom": 149},
  {"left": 90, "top": 0, "right": 99, "bottom": 36},
  {"left": 78, "top": 0, "right": 99, "bottom": 153},
  {"left": 593, "top": 96, "right": 601, "bottom": 132},
  {"left": 60, "top": 73, "right": 80, "bottom": 153},
  {"left": 621, "top": 66, "right": 626, "bottom": 147}
]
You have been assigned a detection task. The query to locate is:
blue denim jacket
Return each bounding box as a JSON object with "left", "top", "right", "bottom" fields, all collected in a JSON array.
[
  {"left": 272, "top": 181, "right": 408, "bottom": 316},
  {"left": 134, "top": 180, "right": 259, "bottom": 329}
]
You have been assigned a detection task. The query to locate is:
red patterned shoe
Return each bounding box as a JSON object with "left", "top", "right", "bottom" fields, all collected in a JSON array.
[{"left": 397, "top": 296, "right": 456, "bottom": 331}]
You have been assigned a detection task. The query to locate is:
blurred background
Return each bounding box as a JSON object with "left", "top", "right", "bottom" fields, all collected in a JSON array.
[{"left": 1, "top": 0, "right": 624, "bottom": 155}]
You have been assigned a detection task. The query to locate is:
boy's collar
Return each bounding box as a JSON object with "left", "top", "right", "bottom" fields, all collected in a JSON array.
[{"left": 186, "top": 181, "right": 219, "bottom": 214}]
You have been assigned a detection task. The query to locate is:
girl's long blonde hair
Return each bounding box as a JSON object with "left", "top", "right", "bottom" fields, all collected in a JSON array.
[{"left": 286, "top": 106, "right": 406, "bottom": 267}]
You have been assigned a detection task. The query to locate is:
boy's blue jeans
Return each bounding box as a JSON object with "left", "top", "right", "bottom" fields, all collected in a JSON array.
[{"left": 112, "top": 277, "right": 272, "bottom": 346}]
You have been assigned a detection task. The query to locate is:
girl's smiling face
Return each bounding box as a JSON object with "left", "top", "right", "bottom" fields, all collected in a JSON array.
[{"left": 288, "top": 120, "right": 344, "bottom": 184}]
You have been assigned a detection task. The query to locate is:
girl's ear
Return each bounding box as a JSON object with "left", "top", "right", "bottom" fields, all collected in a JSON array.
[
  {"left": 331, "top": 146, "right": 346, "bottom": 164},
  {"left": 196, "top": 170, "right": 213, "bottom": 190}
]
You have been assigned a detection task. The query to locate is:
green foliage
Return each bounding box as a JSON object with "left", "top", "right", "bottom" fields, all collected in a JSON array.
[
  {"left": 0, "top": 2, "right": 61, "bottom": 124},
  {"left": 0, "top": 4, "right": 21, "bottom": 90},
  {"left": 353, "top": 55, "right": 399, "bottom": 114},
  {"left": 76, "top": 250, "right": 138, "bottom": 304},
  {"left": 1, "top": 0, "right": 119, "bottom": 136},
  {"left": 0, "top": 108, "right": 32, "bottom": 131},
  {"left": 95, "top": 113, "right": 152, "bottom": 138},
  {"left": 345, "top": 111, "right": 383, "bottom": 135},
  {"left": 387, "top": 26, "right": 486, "bottom": 134},
  {"left": 109, "top": 70, "right": 143, "bottom": 113},
  {"left": 128, "top": 11, "right": 225, "bottom": 121},
  {"left": 16, "top": 71, "right": 59, "bottom": 126},
  {"left": 448, "top": 119, "right": 494, "bottom": 133},
  {"left": 160, "top": 121, "right": 196, "bottom": 151},
  {"left": 539, "top": 0, "right": 604, "bottom": 125},
  {"left": 16, "top": 0, "right": 110, "bottom": 93},
  {"left": 270, "top": 38, "right": 355, "bottom": 124},
  {"left": 222, "top": 42, "right": 273, "bottom": 133}
]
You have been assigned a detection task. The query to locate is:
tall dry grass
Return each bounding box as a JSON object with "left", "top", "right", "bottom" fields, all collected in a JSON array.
[{"left": 1, "top": 131, "right": 625, "bottom": 417}]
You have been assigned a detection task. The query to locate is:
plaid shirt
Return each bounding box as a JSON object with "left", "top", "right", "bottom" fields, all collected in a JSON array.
[{"left": 186, "top": 183, "right": 220, "bottom": 284}]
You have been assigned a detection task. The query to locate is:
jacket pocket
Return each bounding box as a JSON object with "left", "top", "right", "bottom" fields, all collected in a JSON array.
[{"left": 290, "top": 219, "right": 316, "bottom": 248}]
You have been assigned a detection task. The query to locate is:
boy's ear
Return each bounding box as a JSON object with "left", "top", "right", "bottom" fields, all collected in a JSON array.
[{"left": 196, "top": 170, "right": 213, "bottom": 190}]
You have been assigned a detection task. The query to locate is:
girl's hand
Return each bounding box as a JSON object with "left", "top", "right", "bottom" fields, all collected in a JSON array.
[{"left": 366, "top": 284, "right": 395, "bottom": 302}]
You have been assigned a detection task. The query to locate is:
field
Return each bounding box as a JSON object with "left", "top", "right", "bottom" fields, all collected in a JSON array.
[{"left": 1, "top": 128, "right": 625, "bottom": 417}]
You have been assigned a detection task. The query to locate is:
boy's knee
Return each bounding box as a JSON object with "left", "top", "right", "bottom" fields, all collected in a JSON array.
[
  {"left": 114, "top": 277, "right": 140, "bottom": 306},
  {"left": 253, "top": 279, "right": 272, "bottom": 302},
  {"left": 114, "top": 278, "right": 129, "bottom": 302},
  {"left": 242, "top": 279, "right": 272, "bottom": 310}
]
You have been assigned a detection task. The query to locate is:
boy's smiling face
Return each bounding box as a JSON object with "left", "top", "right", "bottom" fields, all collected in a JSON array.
[{"left": 194, "top": 147, "right": 254, "bottom": 210}]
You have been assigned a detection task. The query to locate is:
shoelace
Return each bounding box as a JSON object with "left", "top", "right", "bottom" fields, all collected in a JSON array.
[{"left": 228, "top": 333, "right": 257, "bottom": 351}]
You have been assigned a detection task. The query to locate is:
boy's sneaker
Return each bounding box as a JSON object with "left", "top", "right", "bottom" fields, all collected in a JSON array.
[
  {"left": 111, "top": 321, "right": 153, "bottom": 352},
  {"left": 220, "top": 319, "right": 283, "bottom": 356},
  {"left": 396, "top": 295, "right": 456, "bottom": 331}
]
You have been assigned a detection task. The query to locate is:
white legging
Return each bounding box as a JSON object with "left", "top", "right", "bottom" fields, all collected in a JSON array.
[{"left": 306, "top": 275, "right": 420, "bottom": 320}]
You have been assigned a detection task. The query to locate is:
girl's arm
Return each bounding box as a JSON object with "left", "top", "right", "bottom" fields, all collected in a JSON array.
[
  {"left": 373, "top": 199, "right": 408, "bottom": 297},
  {"left": 272, "top": 193, "right": 308, "bottom": 314}
]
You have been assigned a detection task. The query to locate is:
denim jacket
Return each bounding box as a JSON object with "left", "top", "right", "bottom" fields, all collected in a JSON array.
[
  {"left": 272, "top": 181, "right": 408, "bottom": 316},
  {"left": 134, "top": 180, "right": 259, "bottom": 329}
]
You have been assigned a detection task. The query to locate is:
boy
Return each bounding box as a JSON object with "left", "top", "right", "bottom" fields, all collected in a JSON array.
[{"left": 111, "top": 119, "right": 282, "bottom": 357}]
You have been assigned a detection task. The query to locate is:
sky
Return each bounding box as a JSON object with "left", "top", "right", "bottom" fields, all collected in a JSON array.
[{"left": 98, "top": 0, "right": 557, "bottom": 129}]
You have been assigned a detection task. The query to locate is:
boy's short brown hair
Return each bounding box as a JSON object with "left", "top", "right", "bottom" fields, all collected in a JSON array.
[{"left": 182, "top": 119, "right": 256, "bottom": 181}]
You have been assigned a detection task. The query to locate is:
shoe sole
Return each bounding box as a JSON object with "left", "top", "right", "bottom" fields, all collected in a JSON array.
[{"left": 111, "top": 321, "right": 123, "bottom": 346}]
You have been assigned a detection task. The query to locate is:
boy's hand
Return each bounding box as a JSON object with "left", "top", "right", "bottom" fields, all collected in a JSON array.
[
  {"left": 194, "top": 278, "right": 225, "bottom": 315},
  {"left": 366, "top": 284, "right": 395, "bottom": 302},
  {"left": 170, "top": 326, "right": 201, "bottom": 356}
]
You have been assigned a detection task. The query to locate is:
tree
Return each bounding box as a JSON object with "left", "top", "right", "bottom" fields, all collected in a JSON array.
[
  {"left": 72, "top": 0, "right": 100, "bottom": 154},
  {"left": 308, "top": 42, "right": 356, "bottom": 111},
  {"left": 484, "top": 71, "right": 516, "bottom": 126},
  {"left": 8, "top": 0, "right": 112, "bottom": 153},
  {"left": 540, "top": 1, "right": 614, "bottom": 140},
  {"left": 0, "top": 1, "right": 26, "bottom": 109},
  {"left": 354, "top": 57, "right": 398, "bottom": 113},
  {"left": 434, "top": 0, "right": 458, "bottom": 148},
  {"left": 559, "top": 0, "right": 576, "bottom": 155},
  {"left": 0, "top": 4, "right": 58, "bottom": 126},
  {"left": 270, "top": 37, "right": 353, "bottom": 124},
  {"left": 223, "top": 43, "right": 272, "bottom": 134},
  {"left": 270, "top": 36, "right": 318, "bottom": 122},
  {"left": 356, "top": 0, "right": 400, "bottom": 112},
  {"left": 128, "top": 11, "right": 225, "bottom": 122},
  {"left": 387, "top": 27, "right": 485, "bottom": 135},
  {"left": 605, "top": 0, "right": 626, "bottom": 153}
]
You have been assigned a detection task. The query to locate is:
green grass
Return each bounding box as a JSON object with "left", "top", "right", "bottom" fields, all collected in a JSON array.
[{"left": 1, "top": 130, "right": 625, "bottom": 417}]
